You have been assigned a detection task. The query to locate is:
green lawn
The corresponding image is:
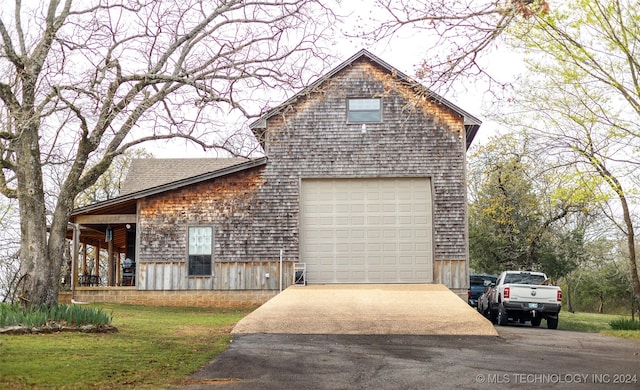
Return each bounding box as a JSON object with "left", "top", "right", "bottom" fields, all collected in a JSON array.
[
  {"left": 559, "top": 311, "right": 640, "bottom": 340},
  {"left": 0, "top": 304, "right": 253, "bottom": 389}
]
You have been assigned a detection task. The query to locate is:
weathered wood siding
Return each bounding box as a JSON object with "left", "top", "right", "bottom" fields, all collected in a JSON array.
[
  {"left": 135, "top": 56, "right": 469, "bottom": 291},
  {"left": 136, "top": 167, "right": 300, "bottom": 290},
  {"left": 435, "top": 260, "right": 468, "bottom": 289},
  {"left": 137, "top": 261, "right": 294, "bottom": 290}
]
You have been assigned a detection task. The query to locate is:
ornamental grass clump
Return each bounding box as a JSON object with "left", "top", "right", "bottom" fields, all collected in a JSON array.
[
  {"left": 0, "top": 303, "right": 112, "bottom": 328},
  {"left": 609, "top": 317, "right": 640, "bottom": 331}
]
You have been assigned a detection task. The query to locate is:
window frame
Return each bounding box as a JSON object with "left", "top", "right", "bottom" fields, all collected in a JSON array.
[
  {"left": 347, "top": 98, "right": 382, "bottom": 123},
  {"left": 187, "top": 225, "right": 214, "bottom": 277}
]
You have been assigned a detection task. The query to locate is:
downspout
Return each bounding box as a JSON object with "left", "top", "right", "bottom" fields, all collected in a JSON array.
[{"left": 279, "top": 248, "right": 283, "bottom": 293}]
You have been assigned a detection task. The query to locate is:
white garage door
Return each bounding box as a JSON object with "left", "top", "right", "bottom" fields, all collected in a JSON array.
[{"left": 300, "top": 178, "right": 433, "bottom": 283}]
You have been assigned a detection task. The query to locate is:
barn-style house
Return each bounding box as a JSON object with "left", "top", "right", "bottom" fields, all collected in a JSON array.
[{"left": 66, "top": 50, "right": 481, "bottom": 307}]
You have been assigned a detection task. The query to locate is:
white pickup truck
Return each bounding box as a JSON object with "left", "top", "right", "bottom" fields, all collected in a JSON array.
[{"left": 478, "top": 270, "right": 562, "bottom": 329}]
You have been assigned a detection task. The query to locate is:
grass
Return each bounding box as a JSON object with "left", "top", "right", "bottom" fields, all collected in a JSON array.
[
  {"left": 0, "top": 303, "right": 253, "bottom": 389},
  {"left": 559, "top": 311, "right": 640, "bottom": 340}
]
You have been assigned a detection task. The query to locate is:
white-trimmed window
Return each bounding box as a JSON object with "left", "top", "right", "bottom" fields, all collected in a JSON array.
[
  {"left": 347, "top": 98, "right": 381, "bottom": 123},
  {"left": 188, "top": 226, "right": 213, "bottom": 276}
]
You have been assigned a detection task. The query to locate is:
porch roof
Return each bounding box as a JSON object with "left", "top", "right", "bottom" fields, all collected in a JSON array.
[{"left": 70, "top": 157, "right": 268, "bottom": 218}]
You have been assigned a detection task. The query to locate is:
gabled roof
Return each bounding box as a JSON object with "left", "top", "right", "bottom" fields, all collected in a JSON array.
[
  {"left": 71, "top": 157, "right": 268, "bottom": 217},
  {"left": 120, "top": 158, "right": 248, "bottom": 195},
  {"left": 250, "top": 49, "right": 481, "bottom": 149}
]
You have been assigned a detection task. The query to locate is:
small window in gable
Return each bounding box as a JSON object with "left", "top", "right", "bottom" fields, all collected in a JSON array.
[
  {"left": 347, "top": 98, "right": 381, "bottom": 123},
  {"left": 188, "top": 226, "right": 213, "bottom": 276}
]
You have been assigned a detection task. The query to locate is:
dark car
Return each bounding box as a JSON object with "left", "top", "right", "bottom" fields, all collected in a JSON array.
[{"left": 468, "top": 273, "right": 497, "bottom": 307}]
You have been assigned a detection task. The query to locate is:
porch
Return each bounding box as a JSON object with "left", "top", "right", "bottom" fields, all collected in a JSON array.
[{"left": 67, "top": 196, "right": 138, "bottom": 289}]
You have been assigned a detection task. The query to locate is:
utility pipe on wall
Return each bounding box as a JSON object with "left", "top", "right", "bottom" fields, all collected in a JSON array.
[{"left": 279, "top": 249, "right": 283, "bottom": 292}]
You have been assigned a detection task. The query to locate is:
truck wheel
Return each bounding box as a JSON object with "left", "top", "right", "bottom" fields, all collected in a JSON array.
[
  {"left": 488, "top": 308, "right": 497, "bottom": 324},
  {"left": 497, "top": 303, "right": 509, "bottom": 326},
  {"left": 531, "top": 317, "right": 542, "bottom": 327},
  {"left": 547, "top": 316, "right": 559, "bottom": 329}
]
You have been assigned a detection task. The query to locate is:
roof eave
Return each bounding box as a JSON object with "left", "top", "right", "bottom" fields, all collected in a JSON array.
[{"left": 465, "top": 123, "right": 481, "bottom": 150}]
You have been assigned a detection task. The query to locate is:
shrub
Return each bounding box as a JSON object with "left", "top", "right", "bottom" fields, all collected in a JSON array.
[{"left": 609, "top": 317, "right": 640, "bottom": 331}]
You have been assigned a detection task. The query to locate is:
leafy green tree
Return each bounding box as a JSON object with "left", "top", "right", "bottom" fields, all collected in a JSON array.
[
  {"left": 572, "top": 256, "right": 632, "bottom": 314},
  {"left": 495, "top": 0, "right": 640, "bottom": 304},
  {"left": 468, "top": 134, "right": 592, "bottom": 278}
]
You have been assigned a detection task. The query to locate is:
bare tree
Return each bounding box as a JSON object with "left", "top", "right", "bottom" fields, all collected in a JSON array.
[
  {"left": 0, "top": 0, "right": 336, "bottom": 307},
  {"left": 354, "top": 0, "right": 549, "bottom": 90}
]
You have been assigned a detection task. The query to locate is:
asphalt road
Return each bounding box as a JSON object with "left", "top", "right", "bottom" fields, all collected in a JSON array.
[{"left": 179, "top": 324, "right": 640, "bottom": 390}]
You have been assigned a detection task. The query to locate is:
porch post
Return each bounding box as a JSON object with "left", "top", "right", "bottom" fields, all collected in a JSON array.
[
  {"left": 71, "top": 224, "right": 80, "bottom": 300},
  {"left": 82, "top": 243, "right": 88, "bottom": 276},
  {"left": 116, "top": 254, "right": 121, "bottom": 286},
  {"left": 107, "top": 239, "right": 114, "bottom": 286},
  {"left": 95, "top": 241, "right": 101, "bottom": 285}
]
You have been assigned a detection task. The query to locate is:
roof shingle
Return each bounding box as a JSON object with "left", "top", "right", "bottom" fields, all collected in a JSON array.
[{"left": 120, "top": 158, "right": 248, "bottom": 195}]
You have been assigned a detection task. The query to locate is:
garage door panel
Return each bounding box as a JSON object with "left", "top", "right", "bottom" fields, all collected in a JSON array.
[
  {"left": 413, "top": 204, "right": 429, "bottom": 213},
  {"left": 315, "top": 229, "right": 334, "bottom": 239},
  {"left": 398, "top": 243, "right": 414, "bottom": 251},
  {"left": 350, "top": 204, "right": 365, "bottom": 213},
  {"left": 350, "top": 230, "right": 365, "bottom": 239},
  {"left": 398, "top": 256, "right": 414, "bottom": 265},
  {"left": 414, "top": 228, "right": 429, "bottom": 238},
  {"left": 414, "top": 257, "right": 430, "bottom": 265},
  {"left": 350, "top": 191, "right": 365, "bottom": 201},
  {"left": 367, "top": 230, "right": 381, "bottom": 239},
  {"left": 382, "top": 256, "right": 397, "bottom": 265},
  {"left": 398, "top": 216, "right": 413, "bottom": 225},
  {"left": 348, "top": 241, "right": 365, "bottom": 250},
  {"left": 367, "top": 255, "right": 382, "bottom": 265},
  {"left": 301, "top": 178, "right": 433, "bottom": 284}
]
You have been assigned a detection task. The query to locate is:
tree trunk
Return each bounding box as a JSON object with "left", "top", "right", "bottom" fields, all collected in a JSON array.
[
  {"left": 609, "top": 175, "right": 640, "bottom": 312},
  {"left": 620, "top": 201, "right": 640, "bottom": 310},
  {"left": 16, "top": 121, "right": 58, "bottom": 307},
  {"left": 598, "top": 292, "right": 604, "bottom": 314},
  {"left": 586, "top": 153, "right": 640, "bottom": 313},
  {"left": 566, "top": 278, "right": 574, "bottom": 313}
]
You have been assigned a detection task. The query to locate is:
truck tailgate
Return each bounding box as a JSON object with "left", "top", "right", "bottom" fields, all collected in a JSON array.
[{"left": 509, "top": 284, "right": 559, "bottom": 303}]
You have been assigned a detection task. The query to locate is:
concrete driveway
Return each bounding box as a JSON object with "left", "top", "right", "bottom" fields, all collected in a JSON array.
[{"left": 232, "top": 284, "right": 497, "bottom": 336}]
